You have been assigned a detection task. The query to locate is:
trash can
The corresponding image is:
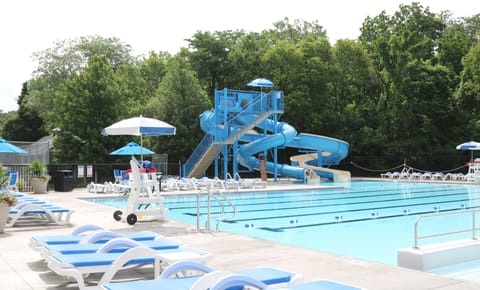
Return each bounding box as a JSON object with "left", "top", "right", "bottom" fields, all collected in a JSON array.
[{"left": 54, "top": 170, "right": 74, "bottom": 192}]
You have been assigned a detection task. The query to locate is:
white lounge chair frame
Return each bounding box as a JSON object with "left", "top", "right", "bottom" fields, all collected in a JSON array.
[
  {"left": 101, "top": 260, "right": 304, "bottom": 290},
  {"left": 6, "top": 202, "right": 74, "bottom": 228},
  {"left": 47, "top": 243, "right": 213, "bottom": 289}
]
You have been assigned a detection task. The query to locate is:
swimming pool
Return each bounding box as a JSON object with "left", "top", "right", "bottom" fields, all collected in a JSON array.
[{"left": 84, "top": 180, "right": 480, "bottom": 267}]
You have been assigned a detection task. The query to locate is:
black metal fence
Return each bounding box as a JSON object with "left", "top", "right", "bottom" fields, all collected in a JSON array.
[
  {"left": 3, "top": 154, "right": 473, "bottom": 192},
  {"left": 4, "top": 162, "right": 182, "bottom": 193}
]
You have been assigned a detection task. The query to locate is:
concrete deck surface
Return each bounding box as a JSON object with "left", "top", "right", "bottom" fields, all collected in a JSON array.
[{"left": 1, "top": 183, "right": 479, "bottom": 290}]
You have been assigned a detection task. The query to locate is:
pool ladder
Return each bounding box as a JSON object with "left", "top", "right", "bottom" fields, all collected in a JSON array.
[{"left": 196, "top": 188, "right": 236, "bottom": 232}]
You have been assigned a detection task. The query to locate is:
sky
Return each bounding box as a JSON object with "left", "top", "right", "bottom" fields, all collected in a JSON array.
[{"left": 0, "top": 0, "right": 477, "bottom": 112}]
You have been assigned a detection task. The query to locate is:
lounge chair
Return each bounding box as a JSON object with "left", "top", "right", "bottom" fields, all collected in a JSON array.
[
  {"left": 389, "top": 171, "right": 401, "bottom": 179},
  {"left": 398, "top": 171, "right": 411, "bottom": 179},
  {"left": 86, "top": 181, "right": 114, "bottom": 193},
  {"left": 37, "top": 233, "right": 181, "bottom": 259},
  {"left": 208, "top": 274, "right": 364, "bottom": 290},
  {"left": 47, "top": 245, "right": 213, "bottom": 289},
  {"left": 442, "top": 173, "right": 457, "bottom": 181},
  {"left": 455, "top": 173, "right": 466, "bottom": 181},
  {"left": 101, "top": 260, "right": 303, "bottom": 290},
  {"left": 224, "top": 173, "right": 240, "bottom": 190},
  {"left": 380, "top": 171, "right": 392, "bottom": 178},
  {"left": 6, "top": 171, "right": 18, "bottom": 192},
  {"left": 431, "top": 172, "right": 445, "bottom": 180},
  {"left": 113, "top": 169, "right": 122, "bottom": 184},
  {"left": 235, "top": 172, "right": 266, "bottom": 189},
  {"left": 6, "top": 201, "right": 74, "bottom": 228},
  {"left": 29, "top": 224, "right": 159, "bottom": 250},
  {"left": 112, "top": 170, "right": 131, "bottom": 194},
  {"left": 420, "top": 172, "right": 433, "bottom": 180},
  {"left": 408, "top": 172, "right": 423, "bottom": 180}
]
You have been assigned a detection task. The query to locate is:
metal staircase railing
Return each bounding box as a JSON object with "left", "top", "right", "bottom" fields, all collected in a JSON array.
[{"left": 183, "top": 89, "right": 284, "bottom": 178}]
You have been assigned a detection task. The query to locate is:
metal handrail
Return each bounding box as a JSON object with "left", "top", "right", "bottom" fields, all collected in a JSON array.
[
  {"left": 214, "top": 190, "right": 237, "bottom": 231},
  {"left": 414, "top": 209, "right": 480, "bottom": 248},
  {"left": 196, "top": 188, "right": 236, "bottom": 232},
  {"left": 205, "top": 190, "right": 225, "bottom": 231}
]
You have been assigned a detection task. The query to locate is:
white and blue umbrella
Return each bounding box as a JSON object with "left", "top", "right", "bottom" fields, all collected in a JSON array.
[
  {"left": 0, "top": 138, "right": 28, "bottom": 154},
  {"left": 247, "top": 78, "right": 274, "bottom": 88},
  {"left": 110, "top": 142, "right": 155, "bottom": 156},
  {"left": 456, "top": 141, "right": 480, "bottom": 160},
  {"left": 102, "top": 115, "right": 176, "bottom": 160}
]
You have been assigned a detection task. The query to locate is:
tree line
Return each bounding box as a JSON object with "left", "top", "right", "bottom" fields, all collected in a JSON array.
[{"left": 1, "top": 3, "right": 479, "bottom": 171}]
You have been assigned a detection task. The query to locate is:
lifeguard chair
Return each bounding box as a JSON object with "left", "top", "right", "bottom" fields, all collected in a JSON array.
[
  {"left": 113, "top": 158, "right": 168, "bottom": 225},
  {"left": 466, "top": 158, "right": 480, "bottom": 182}
]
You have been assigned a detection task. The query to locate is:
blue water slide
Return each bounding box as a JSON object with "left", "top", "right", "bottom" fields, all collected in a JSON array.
[
  {"left": 200, "top": 109, "right": 349, "bottom": 180},
  {"left": 287, "top": 134, "right": 349, "bottom": 180},
  {"left": 237, "top": 119, "right": 308, "bottom": 180},
  {"left": 287, "top": 133, "right": 349, "bottom": 166}
]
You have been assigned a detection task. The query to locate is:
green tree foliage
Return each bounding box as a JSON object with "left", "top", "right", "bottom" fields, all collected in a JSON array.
[
  {"left": 147, "top": 55, "right": 211, "bottom": 162},
  {"left": 52, "top": 55, "right": 130, "bottom": 163},
  {"left": 1, "top": 82, "right": 46, "bottom": 141},
  {"left": 185, "top": 30, "right": 244, "bottom": 97},
  {"left": 359, "top": 3, "right": 458, "bottom": 156},
  {"left": 456, "top": 42, "right": 480, "bottom": 139},
  {"left": 331, "top": 40, "right": 380, "bottom": 155},
  {"left": 29, "top": 36, "right": 135, "bottom": 126},
  {"left": 268, "top": 17, "right": 327, "bottom": 44},
  {"left": 227, "top": 32, "right": 271, "bottom": 88},
  {"left": 139, "top": 51, "right": 169, "bottom": 97}
]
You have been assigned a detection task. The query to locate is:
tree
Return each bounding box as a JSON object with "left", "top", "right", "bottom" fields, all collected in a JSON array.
[
  {"left": 1, "top": 82, "right": 46, "bottom": 141},
  {"left": 456, "top": 43, "right": 480, "bottom": 139},
  {"left": 52, "top": 55, "right": 130, "bottom": 163},
  {"left": 227, "top": 32, "right": 271, "bottom": 88},
  {"left": 138, "top": 51, "right": 170, "bottom": 97},
  {"left": 28, "top": 36, "right": 136, "bottom": 127},
  {"left": 147, "top": 55, "right": 211, "bottom": 163},
  {"left": 185, "top": 30, "right": 244, "bottom": 97},
  {"left": 268, "top": 18, "right": 327, "bottom": 44},
  {"left": 358, "top": 3, "right": 456, "bottom": 156},
  {"left": 331, "top": 39, "right": 380, "bottom": 154}
]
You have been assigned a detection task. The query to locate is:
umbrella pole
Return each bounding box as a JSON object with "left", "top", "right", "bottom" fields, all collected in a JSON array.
[{"left": 140, "top": 135, "right": 144, "bottom": 162}]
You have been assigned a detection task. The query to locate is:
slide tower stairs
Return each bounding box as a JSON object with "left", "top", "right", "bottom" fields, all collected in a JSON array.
[{"left": 183, "top": 89, "right": 284, "bottom": 178}]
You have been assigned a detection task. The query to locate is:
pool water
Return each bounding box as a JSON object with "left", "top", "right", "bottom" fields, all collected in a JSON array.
[{"left": 84, "top": 180, "right": 480, "bottom": 267}]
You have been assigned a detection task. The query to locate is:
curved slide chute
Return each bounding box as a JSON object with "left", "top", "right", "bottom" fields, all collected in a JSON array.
[
  {"left": 288, "top": 134, "right": 351, "bottom": 182},
  {"left": 237, "top": 119, "right": 308, "bottom": 180},
  {"left": 200, "top": 110, "right": 350, "bottom": 182}
]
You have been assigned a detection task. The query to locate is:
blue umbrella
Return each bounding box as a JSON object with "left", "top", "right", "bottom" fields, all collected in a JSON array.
[
  {"left": 456, "top": 141, "right": 480, "bottom": 160},
  {"left": 110, "top": 142, "right": 155, "bottom": 156},
  {"left": 247, "top": 78, "right": 274, "bottom": 88},
  {"left": 0, "top": 138, "right": 28, "bottom": 154}
]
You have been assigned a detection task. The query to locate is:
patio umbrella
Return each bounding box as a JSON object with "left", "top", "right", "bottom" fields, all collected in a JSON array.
[
  {"left": 0, "top": 138, "right": 28, "bottom": 154},
  {"left": 247, "top": 78, "right": 274, "bottom": 88},
  {"left": 102, "top": 115, "right": 176, "bottom": 160},
  {"left": 456, "top": 141, "right": 480, "bottom": 160},
  {"left": 110, "top": 141, "right": 155, "bottom": 156}
]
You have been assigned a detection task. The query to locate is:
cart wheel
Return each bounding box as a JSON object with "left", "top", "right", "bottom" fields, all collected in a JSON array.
[
  {"left": 126, "top": 213, "right": 137, "bottom": 225},
  {"left": 113, "top": 210, "right": 122, "bottom": 221}
]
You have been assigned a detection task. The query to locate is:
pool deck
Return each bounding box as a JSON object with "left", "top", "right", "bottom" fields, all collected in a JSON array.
[{"left": 1, "top": 180, "right": 479, "bottom": 289}]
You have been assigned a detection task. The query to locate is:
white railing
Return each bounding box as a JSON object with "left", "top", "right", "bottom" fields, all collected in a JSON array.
[
  {"left": 414, "top": 209, "right": 480, "bottom": 248},
  {"left": 196, "top": 189, "right": 236, "bottom": 232}
]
